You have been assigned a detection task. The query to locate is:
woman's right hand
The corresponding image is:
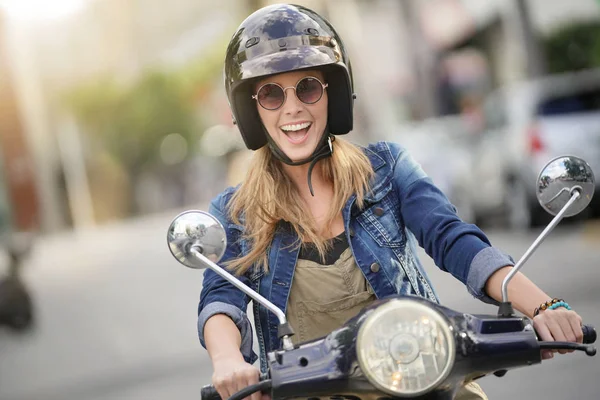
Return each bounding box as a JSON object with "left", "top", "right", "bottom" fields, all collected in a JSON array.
[{"left": 212, "top": 356, "right": 264, "bottom": 400}]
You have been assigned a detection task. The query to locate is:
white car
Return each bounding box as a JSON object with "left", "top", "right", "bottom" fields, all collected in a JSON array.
[{"left": 467, "top": 69, "right": 600, "bottom": 228}]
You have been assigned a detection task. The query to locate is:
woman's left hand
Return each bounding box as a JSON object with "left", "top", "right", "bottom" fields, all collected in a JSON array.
[{"left": 533, "top": 308, "right": 584, "bottom": 359}]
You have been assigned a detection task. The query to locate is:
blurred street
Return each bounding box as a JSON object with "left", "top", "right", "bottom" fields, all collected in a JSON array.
[{"left": 0, "top": 211, "right": 598, "bottom": 400}]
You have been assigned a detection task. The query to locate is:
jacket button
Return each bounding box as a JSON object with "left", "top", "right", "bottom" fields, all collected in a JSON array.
[
  {"left": 349, "top": 227, "right": 355, "bottom": 237},
  {"left": 374, "top": 207, "right": 384, "bottom": 216},
  {"left": 370, "top": 262, "right": 380, "bottom": 273}
]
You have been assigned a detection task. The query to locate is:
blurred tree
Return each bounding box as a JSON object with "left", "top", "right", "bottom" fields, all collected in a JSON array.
[
  {"left": 63, "top": 36, "right": 231, "bottom": 217},
  {"left": 114, "top": 72, "right": 195, "bottom": 171},
  {"left": 542, "top": 21, "right": 600, "bottom": 74},
  {"left": 65, "top": 70, "right": 197, "bottom": 214}
]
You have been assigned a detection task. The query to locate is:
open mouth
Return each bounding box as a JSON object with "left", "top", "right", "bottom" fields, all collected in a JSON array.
[{"left": 280, "top": 122, "right": 312, "bottom": 144}]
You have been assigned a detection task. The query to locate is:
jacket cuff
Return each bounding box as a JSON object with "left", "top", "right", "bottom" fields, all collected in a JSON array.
[
  {"left": 198, "top": 301, "right": 257, "bottom": 364},
  {"left": 466, "top": 247, "right": 515, "bottom": 305}
]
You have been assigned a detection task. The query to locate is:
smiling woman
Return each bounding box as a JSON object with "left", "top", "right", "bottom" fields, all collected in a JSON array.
[
  {"left": 193, "top": 5, "right": 586, "bottom": 400},
  {"left": 0, "top": 0, "right": 87, "bottom": 20}
]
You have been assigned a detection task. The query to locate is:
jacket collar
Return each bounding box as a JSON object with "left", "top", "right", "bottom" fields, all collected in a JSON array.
[{"left": 363, "top": 146, "right": 386, "bottom": 172}]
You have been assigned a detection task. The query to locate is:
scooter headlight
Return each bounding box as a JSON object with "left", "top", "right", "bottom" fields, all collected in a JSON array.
[{"left": 356, "top": 299, "right": 455, "bottom": 397}]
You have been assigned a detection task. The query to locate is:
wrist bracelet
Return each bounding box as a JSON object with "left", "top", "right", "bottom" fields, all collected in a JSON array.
[
  {"left": 533, "top": 298, "right": 570, "bottom": 317},
  {"left": 548, "top": 301, "right": 571, "bottom": 311}
]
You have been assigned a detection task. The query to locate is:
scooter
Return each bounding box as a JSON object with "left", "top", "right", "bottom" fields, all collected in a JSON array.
[
  {"left": 0, "top": 232, "right": 34, "bottom": 332},
  {"left": 166, "top": 155, "right": 597, "bottom": 400}
]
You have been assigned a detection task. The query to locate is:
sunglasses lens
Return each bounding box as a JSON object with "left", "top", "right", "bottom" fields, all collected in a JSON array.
[
  {"left": 296, "top": 77, "right": 323, "bottom": 104},
  {"left": 257, "top": 84, "right": 284, "bottom": 110}
]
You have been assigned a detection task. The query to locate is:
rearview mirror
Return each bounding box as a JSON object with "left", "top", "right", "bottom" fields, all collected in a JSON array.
[
  {"left": 500, "top": 155, "right": 595, "bottom": 315},
  {"left": 167, "top": 210, "right": 227, "bottom": 269},
  {"left": 536, "top": 155, "right": 595, "bottom": 217}
]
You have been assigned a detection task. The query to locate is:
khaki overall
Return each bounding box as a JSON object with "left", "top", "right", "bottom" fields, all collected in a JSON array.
[{"left": 286, "top": 248, "right": 488, "bottom": 400}]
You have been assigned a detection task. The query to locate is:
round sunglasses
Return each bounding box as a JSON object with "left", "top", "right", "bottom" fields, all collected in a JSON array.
[{"left": 252, "top": 76, "right": 328, "bottom": 110}]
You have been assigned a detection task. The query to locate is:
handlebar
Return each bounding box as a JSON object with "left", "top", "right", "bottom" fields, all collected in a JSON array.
[
  {"left": 201, "top": 374, "right": 270, "bottom": 400},
  {"left": 582, "top": 324, "right": 596, "bottom": 344},
  {"left": 200, "top": 384, "right": 220, "bottom": 400},
  {"left": 200, "top": 326, "right": 596, "bottom": 400}
]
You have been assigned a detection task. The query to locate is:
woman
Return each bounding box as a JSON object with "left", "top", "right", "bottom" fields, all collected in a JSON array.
[{"left": 198, "top": 4, "right": 583, "bottom": 400}]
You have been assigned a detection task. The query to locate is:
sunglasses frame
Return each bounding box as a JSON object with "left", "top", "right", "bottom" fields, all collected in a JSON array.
[{"left": 252, "top": 76, "right": 328, "bottom": 111}]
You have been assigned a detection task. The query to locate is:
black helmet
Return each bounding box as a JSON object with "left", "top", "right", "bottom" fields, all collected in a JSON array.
[{"left": 224, "top": 3, "right": 354, "bottom": 150}]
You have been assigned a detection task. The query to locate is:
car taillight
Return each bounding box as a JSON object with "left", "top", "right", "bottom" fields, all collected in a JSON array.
[{"left": 528, "top": 123, "right": 544, "bottom": 153}]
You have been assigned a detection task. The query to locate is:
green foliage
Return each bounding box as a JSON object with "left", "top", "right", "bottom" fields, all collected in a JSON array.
[
  {"left": 61, "top": 34, "right": 232, "bottom": 216},
  {"left": 114, "top": 71, "right": 195, "bottom": 169},
  {"left": 65, "top": 70, "right": 196, "bottom": 172},
  {"left": 64, "top": 36, "right": 231, "bottom": 175},
  {"left": 543, "top": 21, "right": 600, "bottom": 74}
]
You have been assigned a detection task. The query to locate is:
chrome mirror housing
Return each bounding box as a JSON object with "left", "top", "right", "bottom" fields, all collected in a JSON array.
[
  {"left": 536, "top": 155, "right": 595, "bottom": 217},
  {"left": 167, "top": 210, "right": 227, "bottom": 269}
]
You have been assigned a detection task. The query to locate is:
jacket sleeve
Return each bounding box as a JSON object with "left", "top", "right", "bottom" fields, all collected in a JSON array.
[
  {"left": 387, "top": 142, "right": 514, "bottom": 304},
  {"left": 197, "top": 192, "right": 257, "bottom": 364}
]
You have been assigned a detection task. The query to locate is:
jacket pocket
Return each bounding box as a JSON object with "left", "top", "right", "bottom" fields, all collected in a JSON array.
[{"left": 357, "top": 182, "right": 405, "bottom": 248}]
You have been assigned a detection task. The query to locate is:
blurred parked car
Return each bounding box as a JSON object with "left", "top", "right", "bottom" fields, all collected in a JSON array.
[{"left": 465, "top": 68, "right": 600, "bottom": 228}]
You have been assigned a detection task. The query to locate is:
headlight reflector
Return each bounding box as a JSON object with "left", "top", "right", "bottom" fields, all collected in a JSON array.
[{"left": 356, "top": 299, "right": 455, "bottom": 397}]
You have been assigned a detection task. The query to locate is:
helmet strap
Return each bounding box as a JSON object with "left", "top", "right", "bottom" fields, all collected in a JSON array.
[{"left": 265, "top": 129, "right": 334, "bottom": 197}]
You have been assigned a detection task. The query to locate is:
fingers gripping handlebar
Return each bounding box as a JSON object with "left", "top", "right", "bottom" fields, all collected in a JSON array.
[
  {"left": 536, "top": 324, "right": 596, "bottom": 344},
  {"left": 537, "top": 324, "right": 597, "bottom": 356},
  {"left": 201, "top": 373, "right": 269, "bottom": 400}
]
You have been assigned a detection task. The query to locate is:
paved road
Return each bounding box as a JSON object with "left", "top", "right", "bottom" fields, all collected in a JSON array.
[{"left": 0, "top": 211, "right": 598, "bottom": 400}]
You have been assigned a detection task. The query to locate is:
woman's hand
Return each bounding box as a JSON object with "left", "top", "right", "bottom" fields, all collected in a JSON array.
[
  {"left": 205, "top": 315, "right": 269, "bottom": 399},
  {"left": 212, "top": 356, "right": 266, "bottom": 400},
  {"left": 533, "top": 308, "right": 584, "bottom": 359}
]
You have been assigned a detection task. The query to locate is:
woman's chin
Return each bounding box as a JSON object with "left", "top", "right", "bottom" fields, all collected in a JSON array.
[
  {"left": 277, "top": 136, "right": 321, "bottom": 162},
  {"left": 286, "top": 149, "right": 313, "bottom": 162}
]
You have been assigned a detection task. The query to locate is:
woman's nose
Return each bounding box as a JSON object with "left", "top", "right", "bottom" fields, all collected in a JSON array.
[{"left": 281, "top": 87, "right": 303, "bottom": 114}]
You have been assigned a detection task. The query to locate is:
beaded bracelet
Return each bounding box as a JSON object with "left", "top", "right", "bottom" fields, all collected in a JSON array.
[
  {"left": 548, "top": 301, "right": 572, "bottom": 311},
  {"left": 533, "top": 298, "right": 571, "bottom": 317}
]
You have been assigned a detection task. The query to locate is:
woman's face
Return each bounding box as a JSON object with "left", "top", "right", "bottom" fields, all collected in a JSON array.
[{"left": 255, "top": 70, "right": 328, "bottom": 162}]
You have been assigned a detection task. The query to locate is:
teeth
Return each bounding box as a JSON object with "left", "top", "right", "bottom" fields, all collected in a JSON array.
[{"left": 280, "top": 122, "right": 311, "bottom": 132}]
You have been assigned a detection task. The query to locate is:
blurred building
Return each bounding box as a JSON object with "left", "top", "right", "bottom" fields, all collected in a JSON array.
[
  {"left": 0, "top": 12, "right": 40, "bottom": 235},
  {"left": 406, "top": 0, "right": 600, "bottom": 118}
]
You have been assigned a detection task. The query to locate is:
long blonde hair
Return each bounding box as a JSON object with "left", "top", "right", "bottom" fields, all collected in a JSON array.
[{"left": 227, "top": 137, "right": 374, "bottom": 275}]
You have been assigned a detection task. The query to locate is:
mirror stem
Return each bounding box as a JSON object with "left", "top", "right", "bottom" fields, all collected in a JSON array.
[
  {"left": 499, "top": 189, "right": 581, "bottom": 315},
  {"left": 190, "top": 248, "right": 295, "bottom": 350}
]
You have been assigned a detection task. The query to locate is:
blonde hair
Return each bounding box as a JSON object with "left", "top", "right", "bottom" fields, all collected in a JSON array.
[{"left": 227, "top": 137, "right": 374, "bottom": 275}]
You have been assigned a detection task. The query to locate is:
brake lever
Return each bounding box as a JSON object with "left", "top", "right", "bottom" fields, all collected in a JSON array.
[{"left": 538, "top": 341, "right": 596, "bottom": 356}]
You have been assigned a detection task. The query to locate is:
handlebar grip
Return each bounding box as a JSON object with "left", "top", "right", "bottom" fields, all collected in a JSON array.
[
  {"left": 201, "top": 372, "right": 268, "bottom": 400},
  {"left": 201, "top": 385, "right": 221, "bottom": 400},
  {"left": 582, "top": 324, "right": 596, "bottom": 344}
]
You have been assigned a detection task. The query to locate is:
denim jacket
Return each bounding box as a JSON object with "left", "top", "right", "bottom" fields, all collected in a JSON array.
[{"left": 197, "top": 141, "right": 514, "bottom": 369}]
